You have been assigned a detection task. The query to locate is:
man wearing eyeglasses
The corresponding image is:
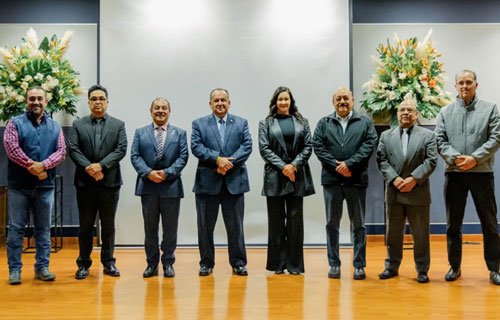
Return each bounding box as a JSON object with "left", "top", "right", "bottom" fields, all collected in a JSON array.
[
  {"left": 68, "top": 85, "right": 127, "bottom": 279},
  {"left": 376, "top": 96, "right": 437, "bottom": 283},
  {"left": 435, "top": 70, "right": 500, "bottom": 285}
]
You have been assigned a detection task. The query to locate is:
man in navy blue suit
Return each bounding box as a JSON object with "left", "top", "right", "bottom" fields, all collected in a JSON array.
[
  {"left": 191, "top": 88, "right": 253, "bottom": 276},
  {"left": 131, "top": 98, "right": 188, "bottom": 278}
]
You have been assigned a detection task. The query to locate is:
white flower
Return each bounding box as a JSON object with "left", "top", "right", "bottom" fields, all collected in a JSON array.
[
  {"left": 398, "top": 72, "right": 407, "bottom": 80},
  {"left": 391, "top": 78, "right": 398, "bottom": 87},
  {"left": 386, "top": 90, "right": 396, "bottom": 101},
  {"left": 41, "top": 83, "right": 50, "bottom": 91},
  {"left": 25, "top": 27, "right": 39, "bottom": 50},
  {"left": 23, "top": 75, "right": 33, "bottom": 82},
  {"left": 46, "top": 75, "right": 53, "bottom": 81},
  {"left": 52, "top": 67, "right": 59, "bottom": 74},
  {"left": 9, "top": 73, "right": 16, "bottom": 81},
  {"left": 21, "top": 82, "right": 29, "bottom": 90},
  {"left": 8, "top": 90, "right": 18, "bottom": 99},
  {"left": 28, "top": 49, "right": 44, "bottom": 59},
  {"left": 34, "top": 73, "right": 44, "bottom": 81},
  {"left": 0, "top": 47, "right": 13, "bottom": 60},
  {"left": 59, "top": 30, "right": 74, "bottom": 54},
  {"left": 16, "top": 95, "right": 25, "bottom": 103},
  {"left": 46, "top": 92, "right": 53, "bottom": 101},
  {"left": 415, "top": 29, "right": 433, "bottom": 61},
  {"left": 0, "top": 86, "right": 5, "bottom": 95},
  {"left": 58, "top": 89, "right": 64, "bottom": 96}
]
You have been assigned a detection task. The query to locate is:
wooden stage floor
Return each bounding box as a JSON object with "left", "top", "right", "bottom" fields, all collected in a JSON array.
[{"left": 0, "top": 241, "right": 499, "bottom": 319}]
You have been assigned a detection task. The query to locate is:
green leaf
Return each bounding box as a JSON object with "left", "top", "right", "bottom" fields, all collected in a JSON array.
[{"left": 39, "top": 37, "right": 50, "bottom": 51}]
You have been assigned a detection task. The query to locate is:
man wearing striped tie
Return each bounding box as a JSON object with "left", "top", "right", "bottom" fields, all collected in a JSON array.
[{"left": 131, "top": 98, "right": 188, "bottom": 278}]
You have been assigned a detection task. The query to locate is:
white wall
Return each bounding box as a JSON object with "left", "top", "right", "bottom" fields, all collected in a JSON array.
[{"left": 100, "top": 0, "right": 351, "bottom": 245}]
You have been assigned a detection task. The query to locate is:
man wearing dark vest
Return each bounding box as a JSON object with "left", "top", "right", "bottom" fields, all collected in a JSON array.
[{"left": 3, "top": 86, "right": 66, "bottom": 285}]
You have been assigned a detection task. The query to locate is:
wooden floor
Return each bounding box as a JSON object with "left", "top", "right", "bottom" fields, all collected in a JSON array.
[{"left": 0, "top": 241, "right": 499, "bottom": 320}]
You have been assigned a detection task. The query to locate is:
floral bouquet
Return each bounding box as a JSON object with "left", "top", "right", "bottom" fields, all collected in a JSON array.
[
  {"left": 0, "top": 28, "right": 84, "bottom": 122},
  {"left": 360, "top": 30, "right": 451, "bottom": 125}
]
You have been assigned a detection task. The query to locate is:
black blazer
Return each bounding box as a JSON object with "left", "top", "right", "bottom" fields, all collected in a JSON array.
[
  {"left": 258, "top": 115, "right": 315, "bottom": 197},
  {"left": 68, "top": 114, "right": 128, "bottom": 188}
]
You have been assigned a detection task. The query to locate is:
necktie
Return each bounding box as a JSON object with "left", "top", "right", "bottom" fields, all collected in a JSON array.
[
  {"left": 219, "top": 118, "right": 226, "bottom": 142},
  {"left": 155, "top": 127, "right": 164, "bottom": 159},
  {"left": 402, "top": 128, "right": 409, "bottom": 157}
]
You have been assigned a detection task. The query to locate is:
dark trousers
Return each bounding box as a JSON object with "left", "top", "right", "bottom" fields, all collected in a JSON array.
[
  {"left": 385, "top": 203, "right": 430, "bottom": 273},
  {"left": 323, "top": 185, "right": 367, "bottom": 268},
  {"left": 445, "top": 172, "right": 500, "bottom": 271},
  {"left": 141, "top": 195, "right": 180, "bottom": 267},
  {"left": 266, "top": 195, "right": 304, "bottom": 273},
  {"left": 195, "top": 187, "right": 247, "bottom": 268},
  {"left": 76, "top": 186, "right": 120, "bottom": 268}
]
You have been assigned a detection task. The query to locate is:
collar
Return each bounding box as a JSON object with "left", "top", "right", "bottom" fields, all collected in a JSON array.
[
  {"left": 334, "top": 111, "right": 353, "bottom": 121},
  {"left": 154, "top": 123, "right": 168, "bottom": 131},
  {"left": 456, "top": 95, "right": 479, "bottom": 109},
  {"left": 91, "top": 114, "right": 107, "bottom": 122},
  {"left": 214, "top": 114, "right": 228, "bottom": 123},
  {"left": 399, "top": 126, "right": 414, "bottom": 135}
]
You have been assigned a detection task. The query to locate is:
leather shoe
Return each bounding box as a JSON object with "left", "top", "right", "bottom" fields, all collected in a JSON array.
[
  {"left": 232, "top": 266, "right": 248, "bottom": 276},
  {"left": 289, "top": 271, "right": 301, "bottom": 275},
  {"left": 143, "top": 266, "right": 158, "bottom": 278},
  {"left": 328, "top": 266, "right": 341, "bottom": 279},
  {"left": 417, "top": 272, "right": 429, "bottom": 283},
  {"left": 75, "top": 267, "right": 90, "bottom": 280},
  {"left": 199, "top": 265, "right": 213, "bottom": 276},
  {"left": 490, "top": 271, "right": 500, "bottom": 285},
  {"left": 163, "top": 265, "right": 175, "bottom": 278},
  {"left": 103, "top": 264, "right": 120, "bottom": 277},
  {"left": 9, "top": 270, "right": 21, "bottom": 285},
  {"left": 444, "top": 268, "right": 461, "bottom": 281},
  {"left": 35, "top": 267, "right": 56, "bottom": 281},
  {"left": 379, "top": 268, "right": 398, "bottom": 280},
  {"left": 274, "top": 269, "right": 285, "bottom": 275},
  {"left": 353, "top": 267, "right": 366, "bottom": 280}
]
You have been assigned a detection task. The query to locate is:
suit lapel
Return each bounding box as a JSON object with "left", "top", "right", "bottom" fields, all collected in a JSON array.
[
  {"left": 404, "top": 126, "right": 420, "bottom": 163},
  {"left": 271, "top": 118, "right": 288, "bottom": 158},
  {"left": 147, "top": 124, "right": 156, "bottom": 153},
  {"left": 292, "top": 116, "right": 301, "bottom": 150},
  {"left": 223, "top": 115, "right": 235, "bottom": 148},
  {"left": 390, "top": 128, "right": 404, "bottom": 170},
  {"left": 164, "top": 124, "right": 174, "bottom": 152},
  {"left": 83, "top": 117, "right": 98, "bottom": 157}
]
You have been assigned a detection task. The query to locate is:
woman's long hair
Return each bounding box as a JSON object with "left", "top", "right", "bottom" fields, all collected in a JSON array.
[{"left": 266, "top": 86, "right": 304, "bottom": 124}]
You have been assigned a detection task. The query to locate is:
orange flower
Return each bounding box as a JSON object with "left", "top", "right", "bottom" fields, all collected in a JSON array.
[{"left": 429, "top": 79, "right": 437, "bottom": 88}]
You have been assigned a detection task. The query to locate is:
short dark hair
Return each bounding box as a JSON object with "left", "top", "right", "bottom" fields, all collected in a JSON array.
[
  {"left": 150, "top": 97, "right": 171, "bottom": 112},
  {"left": 88, "top": 84, "right": 108, "bottom": 99},
  {"left": 455, "top": 70, "right": 477, "bottom": 82},
  {"left": 26, "top": 86, "right": 46, "bottom": 99},
  {"left": 209, "top": 88, "right": 229, "bottom": 100}
]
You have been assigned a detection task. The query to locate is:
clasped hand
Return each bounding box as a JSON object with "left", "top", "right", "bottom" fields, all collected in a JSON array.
[
  {"left": 28, "top": 161, "right": 47, "bottom": 180},
  {"left": 217, "top": 157, "right": 235, "bottom": 175},
  {"left": 148, "top": 170, "right": 166, "bottom": 183},
  {"left": 393, "top": 176, "right": 417, "bottom": 193},
  {"left": 335, "top": 161, "right": 352, "bottom": 178},
  {"left": 455, "top": 155, "right": 477, "bottom": 171},
  {"left": 85, "top": 163, "right": 104, "bottom": 181},
  {"left": 282, "top": 164, "right": 296, "bottom": 182}
]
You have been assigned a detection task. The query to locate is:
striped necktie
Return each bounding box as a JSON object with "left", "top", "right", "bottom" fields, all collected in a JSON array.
[
  {"left": 402, "top": 128, "right": 409, "bottom": 157},
  {"left": 218, "top": 118, "right": 226, "bottom": 142},
  {"left": 155, "top": 127, "right": 164, "bottom": 159}
]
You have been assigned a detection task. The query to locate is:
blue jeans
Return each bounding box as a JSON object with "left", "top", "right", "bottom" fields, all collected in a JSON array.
[{"left": 7, "top": 187, "right": 54, "bottom": 272}]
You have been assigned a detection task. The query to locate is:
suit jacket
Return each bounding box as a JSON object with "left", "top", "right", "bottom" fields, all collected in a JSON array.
[
  {"left": 376, "top": 125, "right": 437, "bottom": 206},
  {"left": 191, "top": 113, "right": 252, "bottom": 195},
  {"left": 258, "top": 116, "right": 315, "bottom": 197},
  {"left": 131, "top": 123, "right": 188, "bottom": 198},
  {"left": 68, "top": 114, "right": 128, "bottom": 188}
]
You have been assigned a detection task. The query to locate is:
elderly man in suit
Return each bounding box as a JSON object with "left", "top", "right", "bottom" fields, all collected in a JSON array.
[
  {"left": 376, "top": 96, "right": 437, "bottom": 283},
  {"left": 131, "top": 98, "right": 188, "bottom": 278},
  {"left": 312, "top": 87, "right": 378, "bottom": 280},
  {"left": 68, "top": 84, "right": 127, "bottom": 279},
  {"left": 191, "top": 88, "right": 252, "bottom": 276}
]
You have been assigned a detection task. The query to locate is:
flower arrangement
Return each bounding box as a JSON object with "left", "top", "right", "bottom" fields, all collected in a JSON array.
[
  {"left": 0, "top": 28, "right": 84, "bottom": 122},
  {"left": 360, "top": 30, "right": 451, "bottom": 125}
]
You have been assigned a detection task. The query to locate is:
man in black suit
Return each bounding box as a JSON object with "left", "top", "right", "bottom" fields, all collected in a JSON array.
[{"left": 68, "top": 85, "right": 128, "bottom": 279}]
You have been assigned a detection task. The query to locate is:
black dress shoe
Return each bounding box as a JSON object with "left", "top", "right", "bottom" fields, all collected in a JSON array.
[
  {"left": 75, "top": 267, "right": 89, "bottom": 280},
  {"left": 379, "top": 268, "right": 398, "bottom": 280},
  {"left": 490, "top": 271, "right": 500, "bottom": 285},
  {"left": 353, "top": 267, "right": 366, "bottom": 280},
  {"left": 328, "top": 266, "right": 341, "bottom": 279},
  {"left": 232, "top": 266, "right": 248, "bottom": 276},
  {"left": 444, "top": 268, "right": 461, "bottom": 281},
  {"left": 163, "top": 265, "right": 175, "bottom": 278},
  {"left": 103, "top": 264, "right": 120, "bottom": 277},
  {"left": 417, "top": 272, "right": 429, "bottom": 283},
  {"left": 199, "top": 265, "right": 213, "bottom": 276},
  {"left": 274, "top": 269, "right": 285, "bottom": 275},
  {"left": 288, "top": 271, "right": 301, "bottom": 275},
  {"left": 143, "top": 266, "right": 158, "bottom": 278}
]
